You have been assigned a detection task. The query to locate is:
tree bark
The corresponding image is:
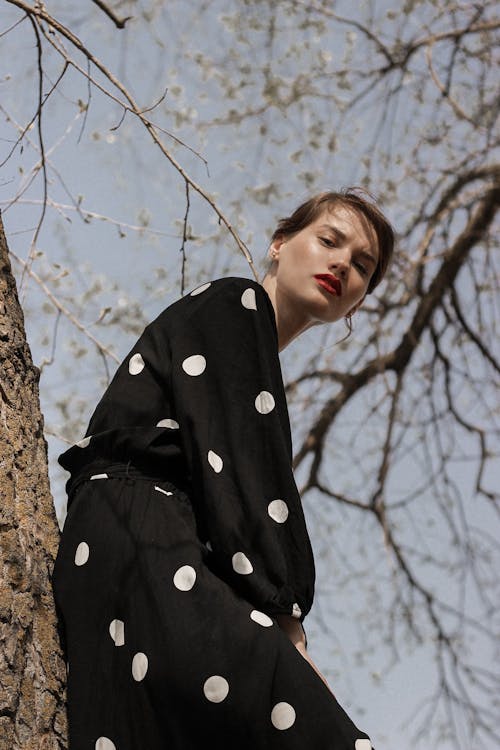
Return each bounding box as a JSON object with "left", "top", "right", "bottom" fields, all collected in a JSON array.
[{"left": 0, "top": 214, "right": 67, "bottom": 749}]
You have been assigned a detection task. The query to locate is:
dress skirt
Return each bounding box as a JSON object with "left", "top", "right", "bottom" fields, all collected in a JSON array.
[{"left": 52, "top": 466, "right": 373, "bottom": 750}]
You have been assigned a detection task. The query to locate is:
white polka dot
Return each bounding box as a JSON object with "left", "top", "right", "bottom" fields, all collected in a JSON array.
[
  {"left": 255, "top": 391, "right": 275, "bottom": 414},
  {"left": 128, "top": 352, "right": 145, "bottom": 375},
  {"left": 208, "top": 450, "right": 223, "bottom": 473},
  {"left": 132, "top": 652, "right": 148, "bottom": 682},
  {"left": 241, "top": 287, "right": 257, "bottom": 310},
  {"left": 271, "top": 702, "right": 296, "bottom": 730},
  {"left": 182, "top": 354, "right": 206, "bottom": 376},
  {"left": 76, "top": 436, "right": 91, "bottom": 448},
  {"left": 109, "top": 619, "right": 125, "bottom": 646},
  {"left": 74, "top": 542, "right": 89, "bottom": 566},
  {"left": 206, "top": 540, "right": 213, "bottom": 551},
  {"left": 173, "top": 565, "right": 197, "bottom": 591},
  {"left": 291, "top": 603, "right": 302, "bottom": 619},
  {"left": 232, "top": 552, "right": 253, "bottom": 575},
  {"left": 268, "top": 499, "right": 289, "bottom": 523},
  {"left": 203, "top": 675, "right": 229, "bottom": 703},
  {"left": 95, "top": 738, "right": 116, "bottom": 750},
  {"left": 250, "top": 610, "right": 273, "bottom": 627},
  {"left": 156, "top": 418, "right": 179, "bottom": 429},
  {"left": 190, "top": 282, "right": 212, "bottom": 296},
  {"left": 90, "top": 473, "right": 108, "bottom": 480},
  {"left": 355, "top": 741, "right": 372, "bottom": 750}
]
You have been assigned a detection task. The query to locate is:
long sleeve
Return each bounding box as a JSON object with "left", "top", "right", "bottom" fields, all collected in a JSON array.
[{"left": 168, "top": 278, "right": 315, "bottom": 621}]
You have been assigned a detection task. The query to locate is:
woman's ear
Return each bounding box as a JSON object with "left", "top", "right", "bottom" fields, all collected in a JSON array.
[{"left": 269, "top": 236, "right": 285, "bottom": 262}]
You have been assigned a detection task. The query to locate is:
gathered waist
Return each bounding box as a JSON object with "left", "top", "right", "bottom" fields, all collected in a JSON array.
[{"left": 66, "top": 459, "right": 191, "bottom": 508}]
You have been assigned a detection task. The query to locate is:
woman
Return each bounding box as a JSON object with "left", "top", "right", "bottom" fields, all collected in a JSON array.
[{"left": 53, "top": 189, "right": 394, "bottom": 750}]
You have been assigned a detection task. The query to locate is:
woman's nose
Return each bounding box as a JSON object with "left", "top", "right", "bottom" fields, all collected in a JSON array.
[{"left": 329, "top": 256, "right": 349, "bottom": 279}]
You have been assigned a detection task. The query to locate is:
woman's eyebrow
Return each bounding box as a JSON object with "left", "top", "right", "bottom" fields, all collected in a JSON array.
[
  {"left": 318, "top": 224, "right": 378, "bottom": 266},
  {"left": 318, "top": 223, "right": 346, "bottom": 242}
]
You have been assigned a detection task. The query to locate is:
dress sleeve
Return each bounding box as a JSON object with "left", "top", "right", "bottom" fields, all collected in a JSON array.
[{"left": 169, "top": 278, "right": 315, "bottom": 621}]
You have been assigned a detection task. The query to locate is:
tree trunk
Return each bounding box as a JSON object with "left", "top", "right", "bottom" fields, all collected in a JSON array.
[{"left": 0, "top": 214, "right": 67, "bottom": 749}]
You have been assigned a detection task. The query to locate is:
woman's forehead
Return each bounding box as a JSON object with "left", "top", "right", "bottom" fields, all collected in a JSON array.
[{"left": 313, "top": 205, "right": 380, "bottom": 259}]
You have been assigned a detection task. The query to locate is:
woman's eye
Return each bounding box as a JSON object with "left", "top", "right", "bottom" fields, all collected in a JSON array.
[
  {"left": 354, "top": 260, "right": 368, "bottom": 275},
  {"left": 320, "top": 237, "right": 334, "bottom": 247}
]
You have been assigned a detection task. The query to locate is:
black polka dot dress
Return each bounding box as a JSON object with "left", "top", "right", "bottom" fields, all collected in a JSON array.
[{"left": 52, "top": 277, "right": 374, "bottom": 750}]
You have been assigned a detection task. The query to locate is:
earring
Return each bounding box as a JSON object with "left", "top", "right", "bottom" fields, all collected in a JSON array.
[{"left": 344, "top": 312, "right": 353, "bottom": 336}]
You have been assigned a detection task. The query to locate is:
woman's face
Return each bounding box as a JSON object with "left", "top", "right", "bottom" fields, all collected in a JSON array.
[{"left": 270, "top": 204, "right": 379, "bottom": 327}]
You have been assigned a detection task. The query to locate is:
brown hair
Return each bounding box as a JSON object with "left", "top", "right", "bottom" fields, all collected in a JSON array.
[{"left": 271, "top": 188, "right": 394, "bottom": 293}]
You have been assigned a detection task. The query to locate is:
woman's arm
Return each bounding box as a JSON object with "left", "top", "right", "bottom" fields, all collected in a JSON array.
[
  {"left": 276, "top": 614, "right": 333, "bottom": 694},
  {"left": 169, "top": 278, "right": 315, "bottom": 622}
]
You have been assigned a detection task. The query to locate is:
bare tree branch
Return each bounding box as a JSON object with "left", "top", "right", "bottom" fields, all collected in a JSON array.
[
  {"left": 4, "top": 0, "right": 260, "bottom": 281},
  {"left": 90, "top": 0, "right": 132, "bottom": 29},
  {"left": 294, "top": 176, "right": 499, "bottom": 470}
]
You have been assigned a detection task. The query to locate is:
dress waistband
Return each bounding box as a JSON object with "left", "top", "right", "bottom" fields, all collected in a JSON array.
[{"left": 67, "top": 460, "right": 190, "bottom": 506}]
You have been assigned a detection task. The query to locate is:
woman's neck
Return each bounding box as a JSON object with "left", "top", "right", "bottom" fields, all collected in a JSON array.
[{"left": 261, "top": 273, "right": 317, "bottom": 352}]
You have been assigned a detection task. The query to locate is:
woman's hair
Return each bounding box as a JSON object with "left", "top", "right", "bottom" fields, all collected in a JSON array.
[{"left": 271, "top": 188, "right": 394, "bottom": 293}]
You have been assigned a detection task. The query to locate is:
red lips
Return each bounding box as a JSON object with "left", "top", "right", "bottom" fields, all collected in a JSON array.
[{"left": 314, "top": 274, "right": 342, "bottom": 296}]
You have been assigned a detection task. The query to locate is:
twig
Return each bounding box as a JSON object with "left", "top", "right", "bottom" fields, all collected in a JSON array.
[
  {"left": 179, "top": 181, "right": 190, "bottom": 295},
  {"left": 425, "top": 43, "right": 477, "bottom": 126},
  {"left": 1, "top": 197, "right": 177, "bottom": 238},
  {"left": 9, "top": 250, "right": 120, "bottom": 365},
  {"left": 19, "top": 15, "right": 48, "bottom": 297},
  {"left": 90, "top": 0, "right": 131, "bottom": 29}
]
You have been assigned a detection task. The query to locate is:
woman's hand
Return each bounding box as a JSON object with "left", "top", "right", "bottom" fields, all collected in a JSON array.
[{"left": 276, "top": 615, "right": 334, "bottom": 695}]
